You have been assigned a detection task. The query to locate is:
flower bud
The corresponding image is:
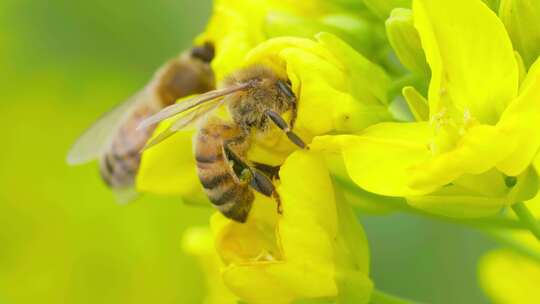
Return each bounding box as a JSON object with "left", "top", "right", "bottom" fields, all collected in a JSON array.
[
  {"left": 265, "top": 12, "right": 384, "bottom": 59},
  {"left": 499, "top": 0, "right": 540, "bottom": 67},
  {"left": 385, "top": 8, "right": 428, "bottom": 76}
]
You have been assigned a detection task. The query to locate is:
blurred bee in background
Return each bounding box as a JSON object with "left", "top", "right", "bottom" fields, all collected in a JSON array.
[
  {"left": 138, "top": 65, "right": 307, "bottom": 222},
  {"left": 67, "top": 43, "right": 216, "bottom": 202}
]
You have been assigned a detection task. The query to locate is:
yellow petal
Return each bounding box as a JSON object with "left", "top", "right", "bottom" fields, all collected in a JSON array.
[
  {"left": 196, "top": 0, "right": 268, "bottom": 81},
  {"left": 401, "top": 60, "right": 540, "bottom": 191},
  {"left": 311, "top": 122, "right": 433, "bottom": 196},
  {"left": 317, "top": 32, "right": 391, "bottom": 106},
  {"left": 326, "top": 154, "right": 404, "bottom": 215},
  {"left": 212, "top": 151, "right": 371, "bottom": 304},
  {"left": 409, "top": 167, "right": 539, "bottom": 218},
  {"left": 496, "top": 60, "right": 540, "bottom": 176},
  {"left": 197, "top": 0, "right": 376, "bottom": 82},
  {"left": 136, "top": 126, "right": 204, "bottom": 199},
  {"left": 413, "top": 0, "right": 518, "bottom": 124},
  {"left": 480, "top": 250, "right": 540, "bottom": 304},
  {"left": 406, "top": 182, "right": 507, "bottom": 218},
  {"left": 409, "top": 125, "right": 508, "bottom": 190},
  {"left": 243, "top": 35, "right": 392, "bottom": 165}
]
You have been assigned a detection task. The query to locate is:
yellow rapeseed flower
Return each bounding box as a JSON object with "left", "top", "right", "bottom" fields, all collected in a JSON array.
[
  {"left": 312, "top": 0, "right": 540, "bottom": 218},
  {"left": 136, "top": 33, "right": 392, "bottom": 200},
  {"left": 211, "top": 151, "right": 372, "bottom": 303},
  {"left": 136, "top": 0, "right": 392, "bottom": 201},
  {"left": 134, "top": 33, "right": 388, "bottom": 302},
  {"left": 196, "top": 0, "right": 380, "bottom": 81},
  {"left": 138, "top": 28, "right": 387, "bottom": 304}
]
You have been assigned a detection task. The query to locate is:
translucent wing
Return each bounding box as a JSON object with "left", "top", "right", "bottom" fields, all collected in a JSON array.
[
  {"left": 66, "top": 89, "right": 151, "bottom": 165},
  {"left": 113, "top": 187, "right": 140, "bottom": 205},
  {"left": 144, "top": 99, "right": 225, "bottom": 150},
  {"left": 137, "top": 82, "right": 251, "bottom": 131}
]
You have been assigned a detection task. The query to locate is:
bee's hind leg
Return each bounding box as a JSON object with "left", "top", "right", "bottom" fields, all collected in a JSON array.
[
  {"left": 249, "top": 169, "right": 283, "bottom": 215},
  {"left": 265, "top": 110, "right": 307, "bottom": 149},
  {"left": 223, "top": 141, "right": 282, "bottom": 214}
]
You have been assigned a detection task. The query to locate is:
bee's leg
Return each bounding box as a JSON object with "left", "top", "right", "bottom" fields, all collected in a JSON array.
[
  {"left": 223, "top": 140, "right": 282, "bottom": 214},
  {"left": 253, "top": 162, "right": 281, "bottom": 180},
  {"left": 272, "top": 191, "right": 283, "bottom": 214},
  {"left": 248, "top": 168, "right": 283, "bottom": 215},
  {"left": 223, "top": 140, "right": 274, "bottom": 196},
  {"left": 265, "top": 110, "right": 307, "bottom": 149},
  {"left": 289, "top": 100, "right": 298, "bottom": 129}
]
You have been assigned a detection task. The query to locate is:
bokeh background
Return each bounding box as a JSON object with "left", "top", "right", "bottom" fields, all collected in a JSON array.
[{"left": 0, "top": 1, "right": 498, "bottom": 303}]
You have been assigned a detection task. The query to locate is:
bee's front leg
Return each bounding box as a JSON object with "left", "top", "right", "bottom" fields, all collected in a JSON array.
[{"left": 265, "top": 110, "right": 307, "bottom": 149}]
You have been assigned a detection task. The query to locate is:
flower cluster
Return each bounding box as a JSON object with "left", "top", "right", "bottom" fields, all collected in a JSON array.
[{"left": 136, "top": 0, "right": 540, "bottom": 302}]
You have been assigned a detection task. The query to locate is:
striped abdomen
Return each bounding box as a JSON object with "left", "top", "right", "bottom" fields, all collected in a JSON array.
[
  {"left": 99, "top": 101, "right": 159, "bottom": 190},
  {"left": 100, "top": 48, "right": 215, "bottom": 191},
  {"left": 195, "top": 119, "right": 254, "bottom": 222}
]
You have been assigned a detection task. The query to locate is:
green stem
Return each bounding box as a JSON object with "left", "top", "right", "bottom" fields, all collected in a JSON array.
[
  {"left": 333, "top": 175, "right": 529, "bottom": 230},
  {"left": 370, "top": 289, "right": 419, "bottom": 304},
  {"left": 511, "top": 202, "right": 540, "bottom": 241}
]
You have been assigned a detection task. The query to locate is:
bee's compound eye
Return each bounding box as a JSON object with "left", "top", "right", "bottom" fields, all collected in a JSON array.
[{"left": 276, "top": 80, "right": 295, "bottom": 100}]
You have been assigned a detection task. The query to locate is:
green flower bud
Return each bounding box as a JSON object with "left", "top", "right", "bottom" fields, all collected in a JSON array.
[
  {"left": 385, "top": 8, "right": 428, "bottom": 76},
  {"left": 265, "top": 12, "right": 383, "bottom": 59},
  {"left": 499, "top": 0, "right": 540, "bottom": 67}
]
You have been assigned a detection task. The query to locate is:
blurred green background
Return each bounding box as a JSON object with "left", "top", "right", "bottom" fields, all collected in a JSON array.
[{"left": 0, "top": 1, "right": 497, "bottom": 303}]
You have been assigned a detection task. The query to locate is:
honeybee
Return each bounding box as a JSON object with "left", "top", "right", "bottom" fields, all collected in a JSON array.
[
  {"left": 138, "top": 65, "right": 307, "bottom": 222},
  {"left": 67, "top": 43, "right": 216, "bottom": 202}
]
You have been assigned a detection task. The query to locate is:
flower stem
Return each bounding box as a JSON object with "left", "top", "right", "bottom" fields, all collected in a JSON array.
[
  {"left": 511, "top": 202, "right": 540, "bottom": 241},
  {"left": 370, "top": 289, "right": 419, "bottom": 304}
]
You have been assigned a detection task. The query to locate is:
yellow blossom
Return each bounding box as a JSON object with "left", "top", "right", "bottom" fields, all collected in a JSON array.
[
  {"left": 196, "top": 0, "right": 381, "bottom": 81},
  {"left": 211, "top": 151, "right": 372, "bottom": 304},
  {"left": 311, "top": 0, "right": 540, "bottom": 218},
  {"left": 136, "top": 33, "right": 393, "bottom": 197},
  {"left": 137, "top": 28, "right": 386, "bottom": 302}
]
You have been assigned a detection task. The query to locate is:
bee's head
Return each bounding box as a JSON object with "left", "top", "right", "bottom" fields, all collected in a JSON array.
[{"left": 190, "top": 42, "right": 215, "bottom": 63}]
